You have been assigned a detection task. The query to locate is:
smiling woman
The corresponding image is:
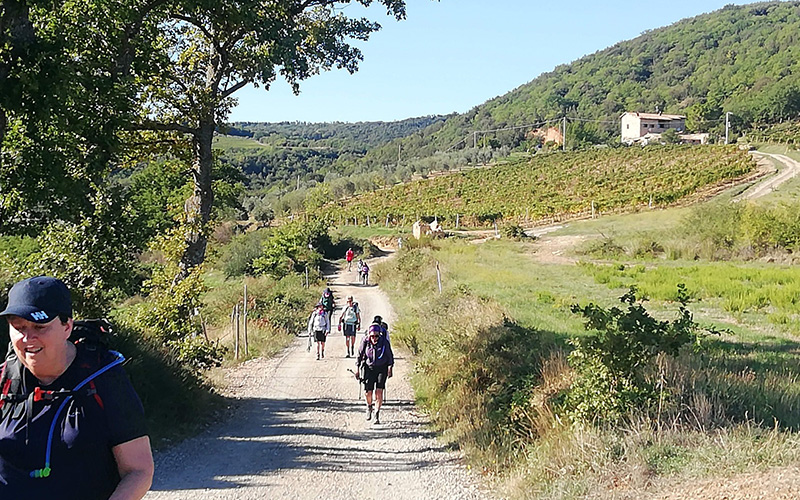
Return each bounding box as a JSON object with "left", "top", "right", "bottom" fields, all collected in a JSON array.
[{"left": 0, "top": 276, "right": 153, "bottom": 500}]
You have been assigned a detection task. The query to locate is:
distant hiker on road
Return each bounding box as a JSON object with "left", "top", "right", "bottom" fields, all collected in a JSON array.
[
  {"left": 356, "top": 324, "right": 394, "bottom": 424},
  {"left": 320, "top": 287, "right": 335, "bottom": 333},
  {"left": 339, "top": 295, "right": 361, "bottom": 358},
  {"left": 356, "top": 259, "right": 365, "bottom": 284},
  {"left": 360, "top": 261, "right": 370, "bottom": 286},
  {"left": 307, "top": 303, "right": 330, "bottom": 360},
  {"left": 346, "top": 247, "right": 355, "bottom": 271}
]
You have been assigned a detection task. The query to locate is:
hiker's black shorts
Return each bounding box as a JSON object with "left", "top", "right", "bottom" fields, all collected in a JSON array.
[
  {"left": 314, "top": 330, "right": 327, "bottom": 342},
  {"left": 343, "top": 324, "right": 357, "bottom": 337},
  {"left": 363, "top": 365, "right": 389, "bottom": 392}
]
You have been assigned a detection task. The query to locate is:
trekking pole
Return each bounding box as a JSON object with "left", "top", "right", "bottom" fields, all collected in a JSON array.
[{"left": 347, "top": 369, "right": 362, "bottom": 400}]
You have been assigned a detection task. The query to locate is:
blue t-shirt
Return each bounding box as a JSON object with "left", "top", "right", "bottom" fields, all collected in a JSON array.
[{"left": 0, "top": 345, "right": 148, "bottom": 500}]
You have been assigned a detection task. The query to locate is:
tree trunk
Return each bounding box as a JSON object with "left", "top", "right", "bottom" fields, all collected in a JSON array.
[{"left": 175, "top": 120, "right": 215, "bottom": 282}]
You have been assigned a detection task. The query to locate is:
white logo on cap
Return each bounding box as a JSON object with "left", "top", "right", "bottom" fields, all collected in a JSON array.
[{"left": 30, "top": 311, "right": 49, "bottom": 321}]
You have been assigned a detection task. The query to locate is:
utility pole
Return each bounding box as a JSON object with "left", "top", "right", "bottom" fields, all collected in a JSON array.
[
  {"left": 398, "top": 143, "right": 401, "bottom": 168},
  {"left": 725, "top": 112, "right": 732, "bottom": 145},
  {"left": 473, "top": 131, "right": 477, "bottom": 148},
  {"left": 562, "top": 116, "right": 567, "bottom": 151}
]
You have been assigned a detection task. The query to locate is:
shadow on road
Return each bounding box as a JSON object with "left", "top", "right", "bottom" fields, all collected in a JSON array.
[{"left": 150, "top": 397, "right": 452, "bottom": 491}]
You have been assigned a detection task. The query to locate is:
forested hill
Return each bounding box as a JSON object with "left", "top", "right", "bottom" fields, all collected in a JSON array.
[
  {"left": 228, "top": 115, "right": 451, "bottom": 151},
  {"left": 218, "top": 115, "right": 450, "bottom": 190},
  {"left": 359, "top": 1, "right": 800, "bottom": 164}
]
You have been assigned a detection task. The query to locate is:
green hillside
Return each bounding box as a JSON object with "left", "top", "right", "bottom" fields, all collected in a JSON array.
[
  {"left": 323, "top": 145, "right": 756, "bottom": 226},
  {"left": 218, "top": 116, "right": 451, "bottom": 190},
  {"left": 358, "top": 2, "right": 800, "bottom": 168}
]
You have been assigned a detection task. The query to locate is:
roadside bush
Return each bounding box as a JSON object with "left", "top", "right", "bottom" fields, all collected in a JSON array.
[
  {"left": 252, "top": 219, "right": 329, "bottom": 278},
  {"left": 0, "top": 235, "right": 39, "bottom": 262},
  {"left": 215, "top": 229, "right": 271, "bottom": 277},
  {"left": 582, "top": 235, "right": 625, "bottom": 258},
  {"left": 565, "top": 285, "right": 701, "bottom": 424},
  {"left": 502, "top": 223, "right": 530, "bottom": 241},
  {"left": 108, "top": 320, "right": 223, "bottom": 446},
  {"left": 381, "top": 247, "right": 545, "bottom": 462}
]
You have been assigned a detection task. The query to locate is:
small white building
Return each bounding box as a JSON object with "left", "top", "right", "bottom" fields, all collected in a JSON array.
[{"left": 621, "top": 112, "right": 686, "bottom": 143}]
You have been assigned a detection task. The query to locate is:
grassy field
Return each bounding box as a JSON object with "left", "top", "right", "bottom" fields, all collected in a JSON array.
[{"left": 213, "top": 134, "right": 272, "bottom": 150}]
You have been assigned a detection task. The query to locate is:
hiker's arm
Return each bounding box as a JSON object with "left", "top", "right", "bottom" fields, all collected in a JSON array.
[{"left": 110, "top": 436, "right": 154, "bottom": 500}]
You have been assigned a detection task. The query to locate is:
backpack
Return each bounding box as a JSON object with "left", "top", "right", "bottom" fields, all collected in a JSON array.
[
  {"left": 361, "top": 263, "right": 369, "bottom": 273},
  {"left": 312, "top": 311, "right": 327, "bottom": 331},
  {"left": 321, "top": 292, "right": 335, "bottom": 310},
  {"left": 343, "top": 303, "right": 359, "bottom": 324},
  {"left": 69, "top": 318, "right": 114, "bottom": 350}
]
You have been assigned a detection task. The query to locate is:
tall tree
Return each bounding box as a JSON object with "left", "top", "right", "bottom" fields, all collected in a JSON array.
[
  {"left": 134, "top": 0, "right": 407, "bottom": 281},
  {"left": 0, "top": 0, "right": 164, "bottom": 233}
]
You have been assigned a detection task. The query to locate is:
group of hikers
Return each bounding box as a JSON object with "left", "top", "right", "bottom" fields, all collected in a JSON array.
[
  {"left": 307, "top": 287, "right": 394, "bottom": 425},
  {"left": 345, "top": 247, "right": 370, "bottom": 286}
]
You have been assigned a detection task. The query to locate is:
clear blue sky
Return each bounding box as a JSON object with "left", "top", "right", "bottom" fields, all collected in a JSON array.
[{"left": 229, "top": 0, "right": 753, "bottom": 124}]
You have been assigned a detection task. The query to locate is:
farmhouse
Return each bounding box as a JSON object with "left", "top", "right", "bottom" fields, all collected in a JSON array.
[
  {"left": 621, "top": 112, "right": 686, "bottom": 143},
  {"left": 527, "top": 126, "right": 563, "bottom": 146}
]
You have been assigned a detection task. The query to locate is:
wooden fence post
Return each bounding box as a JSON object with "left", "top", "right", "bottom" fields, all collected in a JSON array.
[
  {"left": 243, "top": 283, "right": 248, "bottom": 357},
  {"left": 234, "top": 304, "right": 240, "bottom": 360}
]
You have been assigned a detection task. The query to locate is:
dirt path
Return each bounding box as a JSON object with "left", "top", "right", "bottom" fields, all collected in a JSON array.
[
  {"left": 735, "top": 152, "right": 800, "bottom": 200},
  {"left": 144, "top": 254, "right": 492, "bottom": 500}
]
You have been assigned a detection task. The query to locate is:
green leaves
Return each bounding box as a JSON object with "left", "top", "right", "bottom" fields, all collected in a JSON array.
[
  {"left": 566, "top": 286, "right": 700, "bottom": 423},
  {"left": 252, "top": 218, "right": 330, "bottom": 278}
]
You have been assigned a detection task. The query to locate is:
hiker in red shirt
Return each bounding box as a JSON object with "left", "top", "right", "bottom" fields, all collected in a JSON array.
[{"left": 345, "top": 247, "right": 355, "bottom": 271}]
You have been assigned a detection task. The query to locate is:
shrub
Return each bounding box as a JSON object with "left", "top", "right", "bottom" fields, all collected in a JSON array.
[
  {"left": 252, "top": 219, "right": 329, "bottom": 278},
  {"left": 502, "top": 223, "right": 530, "bottom": 241},
  {"left": 565, "top": 285, "right": 701, "bottom": 423},
  {"left": 215, "top": 229, "right": 271, "bottom": 277}
]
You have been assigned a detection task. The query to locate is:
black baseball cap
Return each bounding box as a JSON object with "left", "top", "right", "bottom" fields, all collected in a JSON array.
[{"left": 0, "top": 276, "right": 72, "bottom": 323}]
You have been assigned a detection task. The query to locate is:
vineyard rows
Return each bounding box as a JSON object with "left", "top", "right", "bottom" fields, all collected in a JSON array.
[{"left": 321, "top": 146, "right": 755, "bottom": 227}]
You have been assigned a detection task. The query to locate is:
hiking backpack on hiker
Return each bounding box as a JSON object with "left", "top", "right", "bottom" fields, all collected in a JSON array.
[
  {"left": 321, "top": 290, "right": 335, "bottom": 311},
  {"left": 342, "top": 303, "right": 359, "bottom": 324}
]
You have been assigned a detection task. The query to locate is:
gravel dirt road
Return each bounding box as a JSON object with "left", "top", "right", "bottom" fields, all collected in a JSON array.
[
  {"left": 144, "top": 255, "right": 493, "bottom": 500},
  {"left": 735, "top": 152, "right": 800, "bottom": 201}
]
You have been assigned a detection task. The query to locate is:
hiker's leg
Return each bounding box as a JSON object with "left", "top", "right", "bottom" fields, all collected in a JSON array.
[{"left": 375, "top": 388, "right": 384, "bottom": 412}]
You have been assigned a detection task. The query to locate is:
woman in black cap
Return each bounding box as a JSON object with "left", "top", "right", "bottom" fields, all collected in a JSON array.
[{"left": 0, "top": 276, "right": 153, "bottom": 500}]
